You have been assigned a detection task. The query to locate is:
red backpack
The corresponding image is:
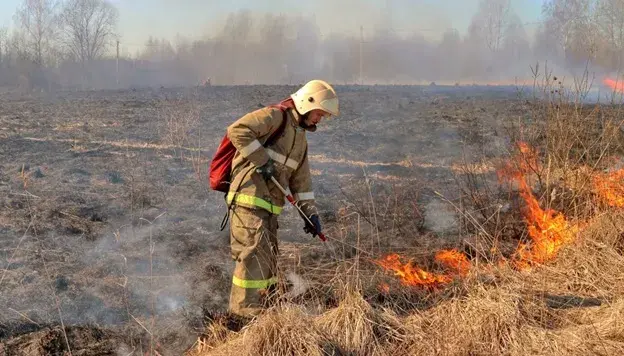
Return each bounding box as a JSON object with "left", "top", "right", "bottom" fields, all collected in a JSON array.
[{"left": 209, "top": 98, "right": 294, "bottom": 192}]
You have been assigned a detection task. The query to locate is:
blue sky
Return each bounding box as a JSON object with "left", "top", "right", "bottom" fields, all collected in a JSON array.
[{"left": 1, "top": 0, "right": 544, "bottom": 52}]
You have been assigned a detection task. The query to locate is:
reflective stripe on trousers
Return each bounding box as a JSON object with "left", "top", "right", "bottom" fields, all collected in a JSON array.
[
  {"left": 226, "top": 192, "right": 283, "bottom": 215},
  {"left": 232, "top": 275, "right": 278, "bottom": 289}
]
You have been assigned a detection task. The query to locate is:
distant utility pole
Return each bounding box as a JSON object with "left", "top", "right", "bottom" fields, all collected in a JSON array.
[
  {"left": 116, "top": 40, "right": 120, "bottom": 87},
  {"left": 359, "top": 25, "right": 363, "bottom": 85}
]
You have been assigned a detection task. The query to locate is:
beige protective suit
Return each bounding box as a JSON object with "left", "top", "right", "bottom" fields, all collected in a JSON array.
[{"left": 226, "top": 104, "right": 318, "bottom": 317}]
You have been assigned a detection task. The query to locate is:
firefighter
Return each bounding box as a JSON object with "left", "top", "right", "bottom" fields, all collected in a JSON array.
[{"left": 225, "top": 79, "right": 339, "bottom": 319}]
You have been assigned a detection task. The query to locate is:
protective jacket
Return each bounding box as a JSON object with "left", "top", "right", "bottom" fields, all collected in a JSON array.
[{"left": 226, "top": 104, "right": 318, "bottom": 218}]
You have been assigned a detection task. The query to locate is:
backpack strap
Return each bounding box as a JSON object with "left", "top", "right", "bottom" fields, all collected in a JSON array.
[{"left": 264, "top": 105, "right": 289, "bottom": 148}]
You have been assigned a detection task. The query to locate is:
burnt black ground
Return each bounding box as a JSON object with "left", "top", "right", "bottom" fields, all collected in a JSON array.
[{"left": 0, "top": 84, "right": 527, "bottom": 354}]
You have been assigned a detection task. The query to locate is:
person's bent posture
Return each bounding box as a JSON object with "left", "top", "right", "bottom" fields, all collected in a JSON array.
[{"left": 225, "top": 80, "right": 339, "bottom": 318}]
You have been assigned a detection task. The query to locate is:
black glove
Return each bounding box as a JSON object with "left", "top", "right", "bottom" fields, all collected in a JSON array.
[
  {"left": 303, "top": 214, "right": 322, "bottom": 236},
  {"left": 256, "top": 159, "right": 276, "bottom": 181}
]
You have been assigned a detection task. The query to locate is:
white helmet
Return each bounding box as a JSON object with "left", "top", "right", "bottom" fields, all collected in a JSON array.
[{"left": 290, "top": 80, "right": 340, "bottom": 117}]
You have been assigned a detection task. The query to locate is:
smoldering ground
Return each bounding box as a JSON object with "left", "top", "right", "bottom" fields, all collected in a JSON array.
[{"left": 0, "top": 84, "right": 531, "bottom": 354}]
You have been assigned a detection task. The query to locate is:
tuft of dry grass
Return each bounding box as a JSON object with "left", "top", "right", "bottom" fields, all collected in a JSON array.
[
  {"left": 315, "top": 289, "right": 408, "bottom": 355},
  {"left": 198, "top": 306, "right": 326, "bottom": 356},
  {"left": 403, "top": 286, "right": 524, "bottom": 355}
]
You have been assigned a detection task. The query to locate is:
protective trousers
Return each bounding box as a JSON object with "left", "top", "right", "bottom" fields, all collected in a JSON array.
[{"left": 228, "top": 205, "right": 279, "bottom": 317}]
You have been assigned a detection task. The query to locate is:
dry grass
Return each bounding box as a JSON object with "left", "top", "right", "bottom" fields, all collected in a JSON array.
[
  {"left": 187, "top": 211, "right": 624, "bottom": 356},
  {"left": 316, "top": 289, "right": 408, "bottom": 354},
  {"left": 197, "top": 307, "right": 326, "bottom": 356},
  {"left": 187, "top": 69, "right": 624, "bottom": 356}
]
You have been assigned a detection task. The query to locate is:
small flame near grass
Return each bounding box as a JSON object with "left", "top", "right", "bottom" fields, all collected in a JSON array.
[{"left": 592, "top": 169, "right": 624, "bottom": 208}]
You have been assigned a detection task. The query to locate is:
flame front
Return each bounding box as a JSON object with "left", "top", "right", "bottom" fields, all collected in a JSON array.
[
  {"left": 375, "top": 249, "right": 471, "bottom": 289},
  {"left": 435, "top": 249, "right": 471, "bottom": 276},
  {"left": 498, "top": 142, "right": 578, "bottom": 269},
  {"left": 593, "top": 169, "right": 624, "bottom": 208},
  {"left": 375, "top": 254, "right": 452, "bottom": 288},
  {"left": 376, "top": 142, "right": 595, "bottom": 288},
  {"left": 497, "top": 142, "right": 540, "bottom": 182},
  {"left": 513, "top": 176, "right": 578, "bottom": 266}
]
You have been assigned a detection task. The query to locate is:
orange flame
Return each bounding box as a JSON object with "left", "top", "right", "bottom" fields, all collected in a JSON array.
[
  {"left": 497, "top": 142, "right": 578, "bottom": 269},
  {"left": 435, "top": 249, "right": 471, "bottom": 276},
  {"left": 603, "top": 77, "right": 624, "bottom": 93},
  {"left": 375, "top": 254, "right": 452, "bottom": 288},
  {"left": 592, "top": 169, "right": 624, "bottom": 208},
  {"left": 375, "top": 249, "right": 471, "bottom": 289},
  {"left": 513, "top": 176, "right": 578, "bottom": 267},
  {"left": 497, "top": 142, "right": 540, "bottom": 182}
]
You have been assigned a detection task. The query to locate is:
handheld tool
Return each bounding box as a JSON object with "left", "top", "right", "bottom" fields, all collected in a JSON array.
[{"left": 270, "top": 176, "right": 327, "bottom": 242}]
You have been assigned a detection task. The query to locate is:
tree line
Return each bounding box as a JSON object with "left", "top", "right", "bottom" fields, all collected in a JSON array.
[
  {"left": 0, "top": 0, "right": 622, "bottom": 90},
  {"left": 0, "top": 0, "right": 117, "bottom": 90}
]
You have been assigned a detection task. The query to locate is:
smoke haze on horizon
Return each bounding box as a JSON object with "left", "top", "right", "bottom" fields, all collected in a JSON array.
[
  {"left": 3, "top": 0, "right": 621, "bottom": 88},
  {"left": 1, "top": 0, "right": 544, "bottom": 51}
]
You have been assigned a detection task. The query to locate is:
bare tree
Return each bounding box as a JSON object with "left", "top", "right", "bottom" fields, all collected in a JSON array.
[
  {"left": 0, "top": 27, "right": 7, "bottom": 86},
  {"left": 59, "top": 0, "right": 118, "bottom": 64},
  {"left": 14, "top": 0, "right": 60, "bottom": 66},
  {"left": 436, "top": 29, "right": 462, "bottom": 80},
  {"left": 0, "top": 27, "right": 7, "bottom": 66},
  {"left": 222, "top": 10, "right": 253, "bottom": 84},
  {"left": 287, "top": 15, "right": 321, "bottom": 83},
  {"left": 468, "top": 0, "right": 513, "bottom": 53},
  {"left": 140, "top": 37, "right": 175, "bottom": 62},
  {"left": 595, "top": 0, "right": 624, "bottom": 68},
  {"left": 501, "top": 13, "right": 530, "bottom": 61},
  {"left": 542, "top": 0, "right": 596, "bottom": 63},
  {"left": 9, "top": 30, "right": 29, "bottom": 62}
]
